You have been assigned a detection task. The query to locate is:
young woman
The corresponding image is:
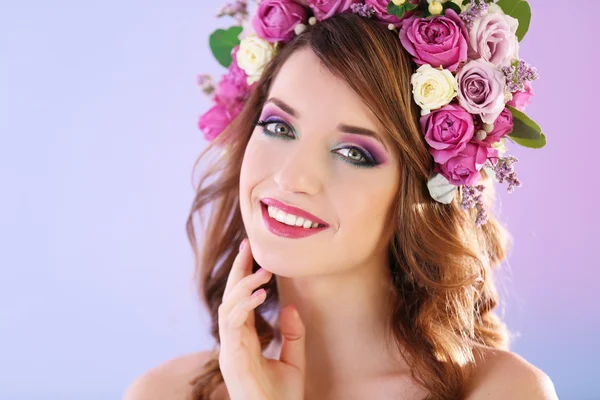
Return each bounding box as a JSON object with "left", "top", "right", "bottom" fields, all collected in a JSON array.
[{"left": 125, "top": 7, "right": 557, "bottom": 400}]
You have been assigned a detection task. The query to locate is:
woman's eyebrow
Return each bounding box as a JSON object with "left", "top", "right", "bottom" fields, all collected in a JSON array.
[
  {"left": 265, "top": 96, "right": 388, "bottom": 151},
  {"left": 265, "top": 97, "right": 298, "bottom": 117},
  {"left": 336, "top": 124, "right": 388, "bottom": 152}
]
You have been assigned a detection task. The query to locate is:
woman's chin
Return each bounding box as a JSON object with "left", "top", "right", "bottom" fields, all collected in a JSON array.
[{"left": 250, "top": 244, "right": 314, "bottom": 278}]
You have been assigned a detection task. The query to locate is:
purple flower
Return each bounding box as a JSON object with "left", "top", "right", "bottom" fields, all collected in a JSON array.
[
  {"left": 456, "top": 59, "right": 506, "bottom": 124},
  {"left": 214, "top": 47, "right": 251, "bottom": 108},
  {"left": 217, "top": 0, "right": 248, "bottom": 24},
  {"left": 468, "top": 7, "right": 519, "bottom": 67},
  {"left": 507, "top": 80, "right": 534, "bottom": 111},
  {"left": 197, "top": 74, "right": 215, "bottom": 96},
  {"left": 307, "top": 0, "right": 361, "bottom": 21},
  {"left": 436, "top": 143, "right": 490, "bottom": 186},
  {"left": 460, "top": 0, "right": 489, "bottom": 29},
  {"left": 487, "top": 155, "right": 522, "bottom": 193},
  {"left": 461, "top": 184, "right": 488, "bottom": 227},
  {"left": 399, "top": 9, "right": 469, "bottom": 72},
  {"left": 252, "top": 0, "right": 309, "bottom": 43},
  {"left": 365, "top": 0, "right": 417, "bottom": 27},
  {"left": 350, "top": 3, "right": 376, "bottom": 17},
  {"left": 420, "top": 103, "right": 475, "bottom": 164},
  {"left": 502, "top": 59, "right": 539, "bottom": 93}
]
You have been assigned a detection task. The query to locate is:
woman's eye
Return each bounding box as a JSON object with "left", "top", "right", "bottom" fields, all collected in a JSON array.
[
  {"left": 337, "top": 148, "right": 364, "bottom": 162},
  {"left": 256, "top": 119, "right": 294, "bottom": 138},
  {"left": 333, "top": 147, "right": 377, "bottom": 167}
]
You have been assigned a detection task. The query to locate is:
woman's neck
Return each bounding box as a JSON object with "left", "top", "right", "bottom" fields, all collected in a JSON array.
[{"left": 267, "top": 256, "right": 411, "bottom": 393}]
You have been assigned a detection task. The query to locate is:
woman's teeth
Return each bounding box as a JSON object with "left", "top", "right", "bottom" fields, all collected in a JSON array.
[{"left": 266, "top": 205, "right": 320, "bottom": 228}]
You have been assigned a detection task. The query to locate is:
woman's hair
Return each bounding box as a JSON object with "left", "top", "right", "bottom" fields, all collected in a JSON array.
[{"left": 187, "top": 12, "right": 511, "bottom": 400}]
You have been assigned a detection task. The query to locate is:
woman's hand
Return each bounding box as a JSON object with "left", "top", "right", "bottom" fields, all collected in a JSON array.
[{"left": 218, "top": 238, "right": 306, "bottom": 400}]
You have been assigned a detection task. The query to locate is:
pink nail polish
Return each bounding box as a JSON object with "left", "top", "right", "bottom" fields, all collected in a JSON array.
[{"left": 239, "top": 239, "right": 246, "bottom": 251}]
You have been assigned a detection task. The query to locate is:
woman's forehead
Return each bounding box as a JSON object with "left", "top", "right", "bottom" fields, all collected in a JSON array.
[{"left": 267, "top": 48, "right": 386, "bottom": 136}]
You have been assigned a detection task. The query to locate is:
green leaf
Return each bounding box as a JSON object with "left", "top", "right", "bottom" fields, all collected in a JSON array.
[
  {"left": 506, "top": 105, "right": 546, "bottom": 149},
  {"left": 462, "top": 0, "right": 470, "bottom": 5},
  {"left": 387, "top": 2, "right": 406, "bottom": 19},
  {"left": 418, "top": 0, "right": 432, "bottom": 17},
  {"left": 496, "top": 0, "right": 531, "bottom": 42},
  {"left": 507, "top": 134, "right": 546, "bottom": 148},
  {"left": 209, "top": 26, "right": 243, "bottom": 68},
  {"left": 405, "top": 3, "right": 418, "bottom": 11},
  {"left": 443, "top": 1, "right": 462, "bottom": 14}
]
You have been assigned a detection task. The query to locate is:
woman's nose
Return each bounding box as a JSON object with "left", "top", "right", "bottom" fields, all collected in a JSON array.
[{"left": 273, "top": 145, "right": 324, "bottom": 196}]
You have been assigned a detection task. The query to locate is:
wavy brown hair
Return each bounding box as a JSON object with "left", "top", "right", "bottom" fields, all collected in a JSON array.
[{"left": 187, "top": 12, "right": 510, "bottom": 400}]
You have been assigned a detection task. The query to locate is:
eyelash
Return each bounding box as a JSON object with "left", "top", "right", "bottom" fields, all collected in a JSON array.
[{"left": 255, "top": 119, "right": 379, "bottom": 168}]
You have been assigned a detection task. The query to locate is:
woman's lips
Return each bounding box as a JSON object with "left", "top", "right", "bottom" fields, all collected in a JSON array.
[
  {"left": 260, "top": 202, "right": 328, "bottom": 239},
  {"left": 260, "top": 197, "right": 329, "bottom": 227}
]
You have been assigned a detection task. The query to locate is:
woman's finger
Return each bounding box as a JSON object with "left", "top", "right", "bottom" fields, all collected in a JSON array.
[
  {"left": 223, "top": 238, "right": 253, "bottom": 299},
  {"left": 226, "top": 288, "right": 267, "bottom": 329},
  {"left": 220, "top": 266, "right": 273, "bottom": 316}
]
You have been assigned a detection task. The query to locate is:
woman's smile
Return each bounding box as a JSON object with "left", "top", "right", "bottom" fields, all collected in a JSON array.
[{"left": 260, "top": 197, "right": 329, "bottom": 239}]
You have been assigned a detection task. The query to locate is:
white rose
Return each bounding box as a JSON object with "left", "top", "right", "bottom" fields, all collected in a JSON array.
[
  {"left": 411, "top": 64, "right": 458, "bottom": 116},
  {"left": 237, "top": 34, "right": 278, "bottom": 85}
]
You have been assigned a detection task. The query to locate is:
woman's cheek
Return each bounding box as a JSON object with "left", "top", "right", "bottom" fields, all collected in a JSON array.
[{"left": 241, "top": 136, "right": 278, "bottom": 188}]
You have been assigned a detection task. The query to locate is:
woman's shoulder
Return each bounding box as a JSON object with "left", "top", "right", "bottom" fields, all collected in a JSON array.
[
  {"left": 122, "top": 350, "right": 224, "bottom": 400},
  {"left": 465, "top": 345, "right": 558, "bottom": 400}
]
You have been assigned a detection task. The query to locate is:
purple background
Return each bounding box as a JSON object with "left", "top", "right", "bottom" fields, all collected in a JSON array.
[{"left": 0, "top": 1, "right": 597, "bottom": 399}]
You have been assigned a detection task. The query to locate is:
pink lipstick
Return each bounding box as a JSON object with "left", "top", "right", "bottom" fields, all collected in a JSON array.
[{"left": 260, "top": 198, "right": 329, "bottom": 239}]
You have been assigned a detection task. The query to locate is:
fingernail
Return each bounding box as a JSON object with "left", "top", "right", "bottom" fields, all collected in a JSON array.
[
  {"left": 288, "top": 306, "right": 300, "bottom": 320},
  {"left": 239, "top": 238, "right": 246, "bottom": 251}
]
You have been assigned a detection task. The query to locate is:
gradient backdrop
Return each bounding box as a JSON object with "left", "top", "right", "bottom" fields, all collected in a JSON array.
[{"left": 0, "top": 1, "right": 598, "bottom": 399}]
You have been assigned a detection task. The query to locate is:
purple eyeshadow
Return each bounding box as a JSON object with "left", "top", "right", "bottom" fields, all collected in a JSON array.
[
  {"left": 259, "top": 105, "right": 290, "bottom": 122},
  {"left": 339, "top": 134, "right": 389, "bottom": 165}
]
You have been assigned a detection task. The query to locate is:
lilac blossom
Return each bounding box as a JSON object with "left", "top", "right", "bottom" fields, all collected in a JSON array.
[
  {"left": 461, "top": 184, "right": 488, "bottom": 227},
  {"left": 502, "top": 59, "right": 539, "bottom": 92},
  {"left": 460, "top": 0, "right": 489, "bottom": 29},
  {"left": 197, "top": 74, "right": 215, "bottom": 96},
  {"left": 487, "top": 155, "right": 522, "bottom": 193},
  {"left": 350, "top": 3, "right": 376, "bottom": 18},
  {"left": 217, "top": 0, "right": 248, "bottom": 24}
]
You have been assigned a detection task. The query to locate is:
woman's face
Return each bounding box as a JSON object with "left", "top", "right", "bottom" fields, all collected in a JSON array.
[{"left": 239, "top": 48, "right": 400, "bottom": 277}]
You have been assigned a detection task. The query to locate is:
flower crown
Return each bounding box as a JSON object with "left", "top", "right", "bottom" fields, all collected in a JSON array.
[{"left": 197, "top": 0, "right": 545, "bottom": 227}]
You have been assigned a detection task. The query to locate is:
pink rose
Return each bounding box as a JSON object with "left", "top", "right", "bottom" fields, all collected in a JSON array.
[
  {"left": 469, "top": 10, "right": 519, "bottom": 67},
  {"left": 456, "top": 59, "right": 506, "bottom": 124},
  {"left": 307, "top": 0, "right": 360, "bottom": 21},
  {"left": 420, "top": 103, "right": 475, "bottom": 164},
  {"left": 365, "top": 0, "right": 418, "bottom": 27},
  {"left": 436, "top": 143, "right": 491, "bottom": 186},
  {"left": 214, "top": 47, "right": 251, "bottom": 108},
  {"left": 252, "top": 0, "right": 309, "bottom": 43},
  {"left": 507, "top": 81, "right": 534, "bottom": 111},
  {"left": 198, "top": 102, "right": 243, "bottom": 141},
  {"left": 479, "top": 107, "right": 513, "bottom": 145},
  {"left": 399, "top": 9, "right": 469, "bottom": 72}
]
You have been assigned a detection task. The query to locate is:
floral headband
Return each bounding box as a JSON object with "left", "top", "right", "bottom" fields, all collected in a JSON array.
[{"left": 197, "top": 0, "right": 545, "bottom": 227}]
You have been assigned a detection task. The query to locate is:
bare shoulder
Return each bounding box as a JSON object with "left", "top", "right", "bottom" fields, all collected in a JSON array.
[
  {"left": 465, "top": 345, "right": 558, "bottom": 400},
  {"left": 122, "top": 350, "right": 221, "bottom": 400}
]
